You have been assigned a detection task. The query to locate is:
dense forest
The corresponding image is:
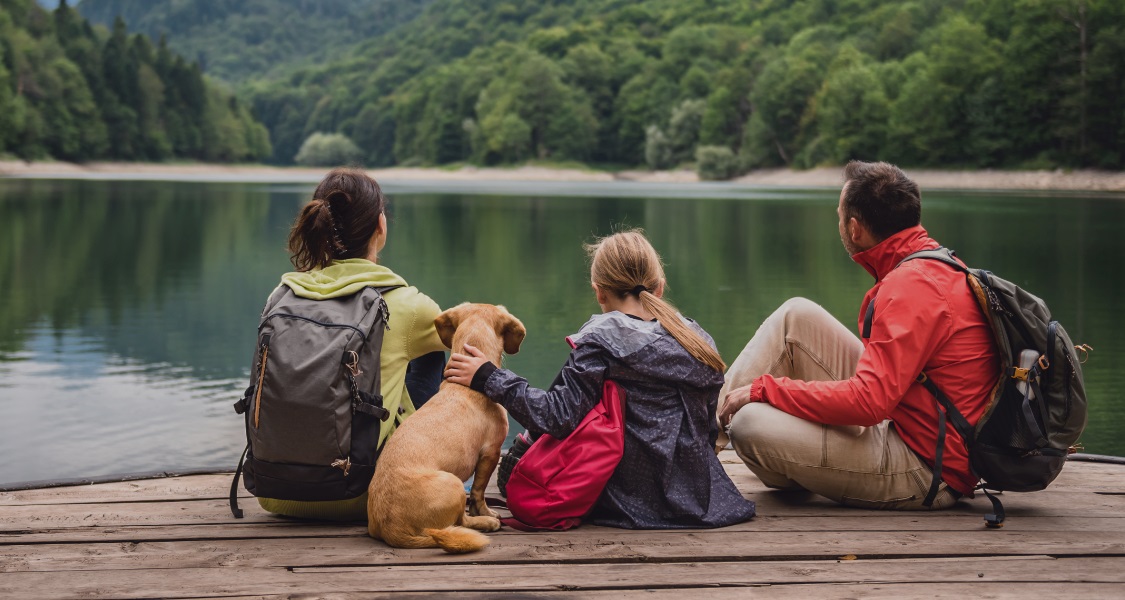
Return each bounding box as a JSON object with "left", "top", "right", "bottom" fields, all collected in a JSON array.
[
  {"left": 75, "top": 0, "right": 433, "bottom": 85},
  {"left": 22, "top": 0, "right": 1125, "bottom": 174},
  {"left": 0, "top": 0, "right": 270, "bottom": 162},
  {"left": 237, "top": 0, "right": 1125, "bottom": 174}
]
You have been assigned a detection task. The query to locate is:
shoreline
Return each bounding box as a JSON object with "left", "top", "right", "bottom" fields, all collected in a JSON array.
[{"left": 2, "top": 160, "right": 1125, "bottom": 193}]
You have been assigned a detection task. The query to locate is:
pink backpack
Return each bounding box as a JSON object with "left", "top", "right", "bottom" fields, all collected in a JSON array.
[{"left": 502, "top": 379, "right": 626, "bottom": 531}]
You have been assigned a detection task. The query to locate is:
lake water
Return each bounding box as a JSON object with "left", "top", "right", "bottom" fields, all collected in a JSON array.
[{"left": 1, "top": 178, "right": 1122, "bottom": 485}]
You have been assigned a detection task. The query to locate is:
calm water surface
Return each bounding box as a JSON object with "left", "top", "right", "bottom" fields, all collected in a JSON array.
[{"left": 1, "top": 179, "right": 1122, "bottom": 485}]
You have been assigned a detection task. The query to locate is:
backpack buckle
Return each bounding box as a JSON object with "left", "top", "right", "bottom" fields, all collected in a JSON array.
[
  {"left": 1037, "top": 355, "right": 1050, "bottom": 370},
  {"left": 1011, "top": 367, "right": 1031, "bottom": 381}
]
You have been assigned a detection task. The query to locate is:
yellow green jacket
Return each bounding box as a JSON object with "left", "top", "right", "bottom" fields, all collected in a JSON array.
[{"left": 258, "top": 259, "right": 445, "bottom": 519}]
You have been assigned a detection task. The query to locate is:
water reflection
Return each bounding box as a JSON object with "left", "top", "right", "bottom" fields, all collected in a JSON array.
[{"left": 0, "top": 179, "right": 1121, "bottom": 484}]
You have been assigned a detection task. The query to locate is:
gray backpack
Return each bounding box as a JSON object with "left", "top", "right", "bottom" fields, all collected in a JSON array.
[
  {"left": 865, "top": 248, "right": 1089, "bottom": 526},
  {"left": 230, "top": 284, "right": 399, "bottom": 518}
]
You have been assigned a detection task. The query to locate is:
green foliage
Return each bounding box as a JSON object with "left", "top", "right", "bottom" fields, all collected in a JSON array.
[
  {"left": 695, "top": 145, "right": 738, "bottom": 181},
  {"left": 69, "top": 0, "right": 1125, "bottom": 171},
  {"left": 293, "top": 132, "right": 362, "bottom": 166},
  {"left": 0, "top": 0, "right": 270, "bottom": 162},
  {"left": 644, "top": 125, "right": 673, "bottom": 170},
  {"left": 77, "top": 0, "right": 433, "bottom": 85}
]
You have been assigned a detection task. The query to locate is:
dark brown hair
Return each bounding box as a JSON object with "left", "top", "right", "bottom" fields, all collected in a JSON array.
[
  {"left": 288, "top": 168, "right": 386, "bottom": 271},
  {"left": 841, "top": 160, "right": 921, "bottom": 241}
]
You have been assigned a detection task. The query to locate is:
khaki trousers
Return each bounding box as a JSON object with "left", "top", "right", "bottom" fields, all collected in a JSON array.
[{"left": 724, "top": 298, "right": 957, "bottom": 510}]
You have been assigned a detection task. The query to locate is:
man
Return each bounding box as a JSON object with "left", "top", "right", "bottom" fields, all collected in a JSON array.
[{"left": 718, "top": 161, "right": 999, "bottom": 509}]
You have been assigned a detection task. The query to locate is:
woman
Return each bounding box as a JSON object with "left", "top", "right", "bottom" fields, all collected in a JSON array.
[{"left": 256, "top": 167, "right": 446, "bottom": 520}]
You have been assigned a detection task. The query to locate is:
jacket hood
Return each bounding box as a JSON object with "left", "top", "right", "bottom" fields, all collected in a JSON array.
[
  {"left": 280, "top": 259, "right": 407, "bottom": 300},
  {"left": 851, "top": 225, "right": 939, "bottom": 282},
  {"left": 568, "top": 312, "right": 726, "bottom": 388}
]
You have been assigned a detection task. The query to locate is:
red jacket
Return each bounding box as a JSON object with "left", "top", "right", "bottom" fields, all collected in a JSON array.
[{"left": 750, "top": 225, "right": 998, "bottom": 496}]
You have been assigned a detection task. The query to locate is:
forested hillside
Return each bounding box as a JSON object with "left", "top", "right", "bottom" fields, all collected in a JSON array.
[
  {"left": 75, "top": 0, "right": 433, "bottom": 85},
  {"left": 234, "top": 0, "right": 1125, "bottom": 175},
  {"left": 0, "top": 0, "right": 270, "bottom": 162},
  {"left": 22, "top": 0, "right": 1125, "bottom": 174}
]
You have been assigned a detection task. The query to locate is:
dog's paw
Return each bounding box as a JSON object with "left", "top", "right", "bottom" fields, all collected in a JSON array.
[
  {"left": 468, "top": 501, "right": 500, "bottom": 520},
  {"left": 477, "top": 516, "right": 502, "bottom": 532},
  {"left": 463, "top": 514, "right": 502, "bottom": 532}
]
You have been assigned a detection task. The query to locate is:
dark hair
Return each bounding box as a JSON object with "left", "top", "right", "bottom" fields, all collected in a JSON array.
[
  {"left": 841, "top": 161, "right": 921, "bottom": 241},
  {"left": 288, "top": 167, "right": 386, "bottom": 271}
]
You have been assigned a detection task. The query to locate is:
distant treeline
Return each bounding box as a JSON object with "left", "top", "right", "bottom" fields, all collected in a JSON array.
[
  {"left": 235, "top": 0, "right": 1124, "bottom": 175},
  {"left": 75, "top": 0, "right": 433, "bottom": 85},
  {"left": 0, "top": 0, "right": 269, "bottom": 162}
]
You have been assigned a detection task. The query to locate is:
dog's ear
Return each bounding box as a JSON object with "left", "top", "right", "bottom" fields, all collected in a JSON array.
[
  {"left": 496, "top": 306, "right": 526, "bottom": 355},
  {"left": 434, "top": 303, "right": 468, "bottom": 349}
]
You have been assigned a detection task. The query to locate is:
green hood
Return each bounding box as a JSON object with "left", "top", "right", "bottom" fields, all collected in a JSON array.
[{"left": 280, "top": 259, "right": 407, "bottom": 300}]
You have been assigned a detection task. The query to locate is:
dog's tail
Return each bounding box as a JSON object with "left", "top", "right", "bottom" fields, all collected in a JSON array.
[{"left": 422, "top": 526, "right": 490, "bottom": 553}]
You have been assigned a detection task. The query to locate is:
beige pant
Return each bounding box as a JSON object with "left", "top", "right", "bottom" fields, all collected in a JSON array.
[{"left": 724, "top": 298, "right": 957, "bottom": 510}]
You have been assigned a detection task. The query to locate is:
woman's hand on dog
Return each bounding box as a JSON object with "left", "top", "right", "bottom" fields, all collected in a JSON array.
[{"left": 445, "top": 344, "right": 489, "bottom": 386}]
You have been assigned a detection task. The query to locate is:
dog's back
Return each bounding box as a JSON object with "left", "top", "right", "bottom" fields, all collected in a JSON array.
[{"left": 367, "top": 303, "right": 522, "bottom": 554}]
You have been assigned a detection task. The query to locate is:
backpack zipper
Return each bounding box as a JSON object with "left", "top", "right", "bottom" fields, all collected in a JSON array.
[
  {"left": 260, "top": 313, "right": 367, "bottom": 339},
  {"left": 253, "top": 334, "right": 271, "bottom": 429}
]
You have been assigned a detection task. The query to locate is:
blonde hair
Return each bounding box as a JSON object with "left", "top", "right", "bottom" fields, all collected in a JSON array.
[{"left": 585, "top": 229, "right": 726, "bottom": 373}]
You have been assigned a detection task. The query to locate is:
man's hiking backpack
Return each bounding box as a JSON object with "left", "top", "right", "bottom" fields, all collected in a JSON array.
[
  {"left": 867, "top": 248, "right": 1089, "bottom": 526},
  {"left": 229, "top": 284, "right": 399, "bottom": 518},
  {"left": 502, "top": 379, "right": 627, "bottom": 531}
]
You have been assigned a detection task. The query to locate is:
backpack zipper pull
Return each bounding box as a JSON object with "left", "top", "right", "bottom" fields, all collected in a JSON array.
[
  {"left": 253, "top": 335, "right": 271, "bottom": 429},
  {"left": 343, "top": 350, "right": 362, "bottom": 377},
  {"left": 330, "top": 457, "right": 352, "bottom": 477}
]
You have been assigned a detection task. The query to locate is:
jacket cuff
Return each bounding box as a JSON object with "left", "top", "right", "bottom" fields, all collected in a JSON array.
[
  {"left": 750, "top": 376, "right": 767, "bottom": 403},
  {"left": 470, "top": 362, "right": 498, "bottom": 393}
]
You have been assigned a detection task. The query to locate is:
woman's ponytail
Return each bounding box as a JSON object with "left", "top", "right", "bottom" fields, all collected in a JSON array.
[
  {"left": 287, "top": 168, "right": 386, "bottom": 271},
  {"left": 587, "top": 230, "right": 726, "bottom": 373}
]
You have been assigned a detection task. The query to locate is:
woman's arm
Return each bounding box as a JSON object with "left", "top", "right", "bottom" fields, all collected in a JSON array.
[
  {"left": 448, "top": 344, "right": 608, "bottom": 439},
  {"left": 408, "top": 290, "right": 448, "bottom": 359}
]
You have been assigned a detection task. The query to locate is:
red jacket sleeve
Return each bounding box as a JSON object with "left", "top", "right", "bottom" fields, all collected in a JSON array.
[{"left": 753, "top": 269, "right": 954, "bottom": 426}]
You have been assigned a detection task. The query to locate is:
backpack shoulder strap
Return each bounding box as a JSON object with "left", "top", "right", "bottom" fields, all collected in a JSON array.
[
  {"left": 863, "top": 247, "right": 968, "bottom": 339},
  {"left": 897, "top": 247, "right": 968, "bottom": 273}
]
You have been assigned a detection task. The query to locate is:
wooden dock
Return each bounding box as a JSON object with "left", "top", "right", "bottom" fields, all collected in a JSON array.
[{"left": 2, "top": 451, "right": 1123, "bottom": 599}]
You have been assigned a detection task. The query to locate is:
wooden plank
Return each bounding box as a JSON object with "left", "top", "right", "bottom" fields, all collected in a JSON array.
[
  {"left": 0, "top": 475, "right": 253, "bottom": 506},
  {"left": 5, "top": 512, "right": 1125, "bottom": 546},
  {"left": 1, "top": 556, "right": 1123, "bottom": 599},
  {"left": 2, "top": 457, "right": 1118, "bottom": 506},
  {"left": 205, "top": 585, "right": 1125, "bottom": 600},
  {"left": 4, "top": 527, "right": 1124, "bottom": 573},
  {"left": 719, "top": 454, "right": 1125, "bottom": 494},
  {"left": 3, "top": 486, "right": 1122, "bottom": 533}
]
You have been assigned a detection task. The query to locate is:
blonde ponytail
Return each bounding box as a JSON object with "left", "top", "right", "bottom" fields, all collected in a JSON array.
[{"left": 586, "top": 230, "right": 727, "bottom": 373}]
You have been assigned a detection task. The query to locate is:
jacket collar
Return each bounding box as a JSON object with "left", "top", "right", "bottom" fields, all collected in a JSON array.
[{"left": 851, "top": 225, "right": 939, "bottom": 282}]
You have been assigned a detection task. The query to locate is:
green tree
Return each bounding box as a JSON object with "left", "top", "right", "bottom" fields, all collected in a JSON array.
[
  {"left": 695, "top": 145, "right": 738, "bottom": 181},
  {"left": 294, "top": 132, "right": 363, "bottom": 166},
  {"left": 800, "top": 46, "right": 889, "bottom": 166},
  {"left": 887, "top": 16, "right": 1002, "bottom": 165}
]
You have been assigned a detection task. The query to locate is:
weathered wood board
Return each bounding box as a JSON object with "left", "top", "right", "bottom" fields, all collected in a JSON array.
[{"left": 0, "top": 452, "right": 1122, "bottom": 598}]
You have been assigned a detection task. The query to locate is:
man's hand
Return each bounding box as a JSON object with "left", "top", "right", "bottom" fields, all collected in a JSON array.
[
  {"left": 718, "top": 383, "right": 756, "bottom": 428},
  {"left": 444, "top": 343, "right": 490, "bottom": 387}
]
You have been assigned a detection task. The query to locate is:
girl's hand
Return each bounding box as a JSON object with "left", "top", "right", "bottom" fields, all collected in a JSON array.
[{"left": 444, "top": 343, "right": 490, "bottom": 386}]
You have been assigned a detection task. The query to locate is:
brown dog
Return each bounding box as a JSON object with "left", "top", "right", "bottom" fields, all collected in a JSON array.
[{"left": 367, "top": 303, "right": 525, "bottom": 553}]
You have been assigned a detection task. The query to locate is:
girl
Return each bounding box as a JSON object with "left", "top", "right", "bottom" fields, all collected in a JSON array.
[
  {"left": 445, "top": 230, "right": 755, "bottom": 528},
  {"left": 257, "top": 167, "right": 447, "bottom": 520}
]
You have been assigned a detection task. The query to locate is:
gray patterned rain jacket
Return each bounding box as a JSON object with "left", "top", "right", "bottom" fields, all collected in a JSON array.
[{"left": 472, "top": 311, "right": 756, "bottom": 529}]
